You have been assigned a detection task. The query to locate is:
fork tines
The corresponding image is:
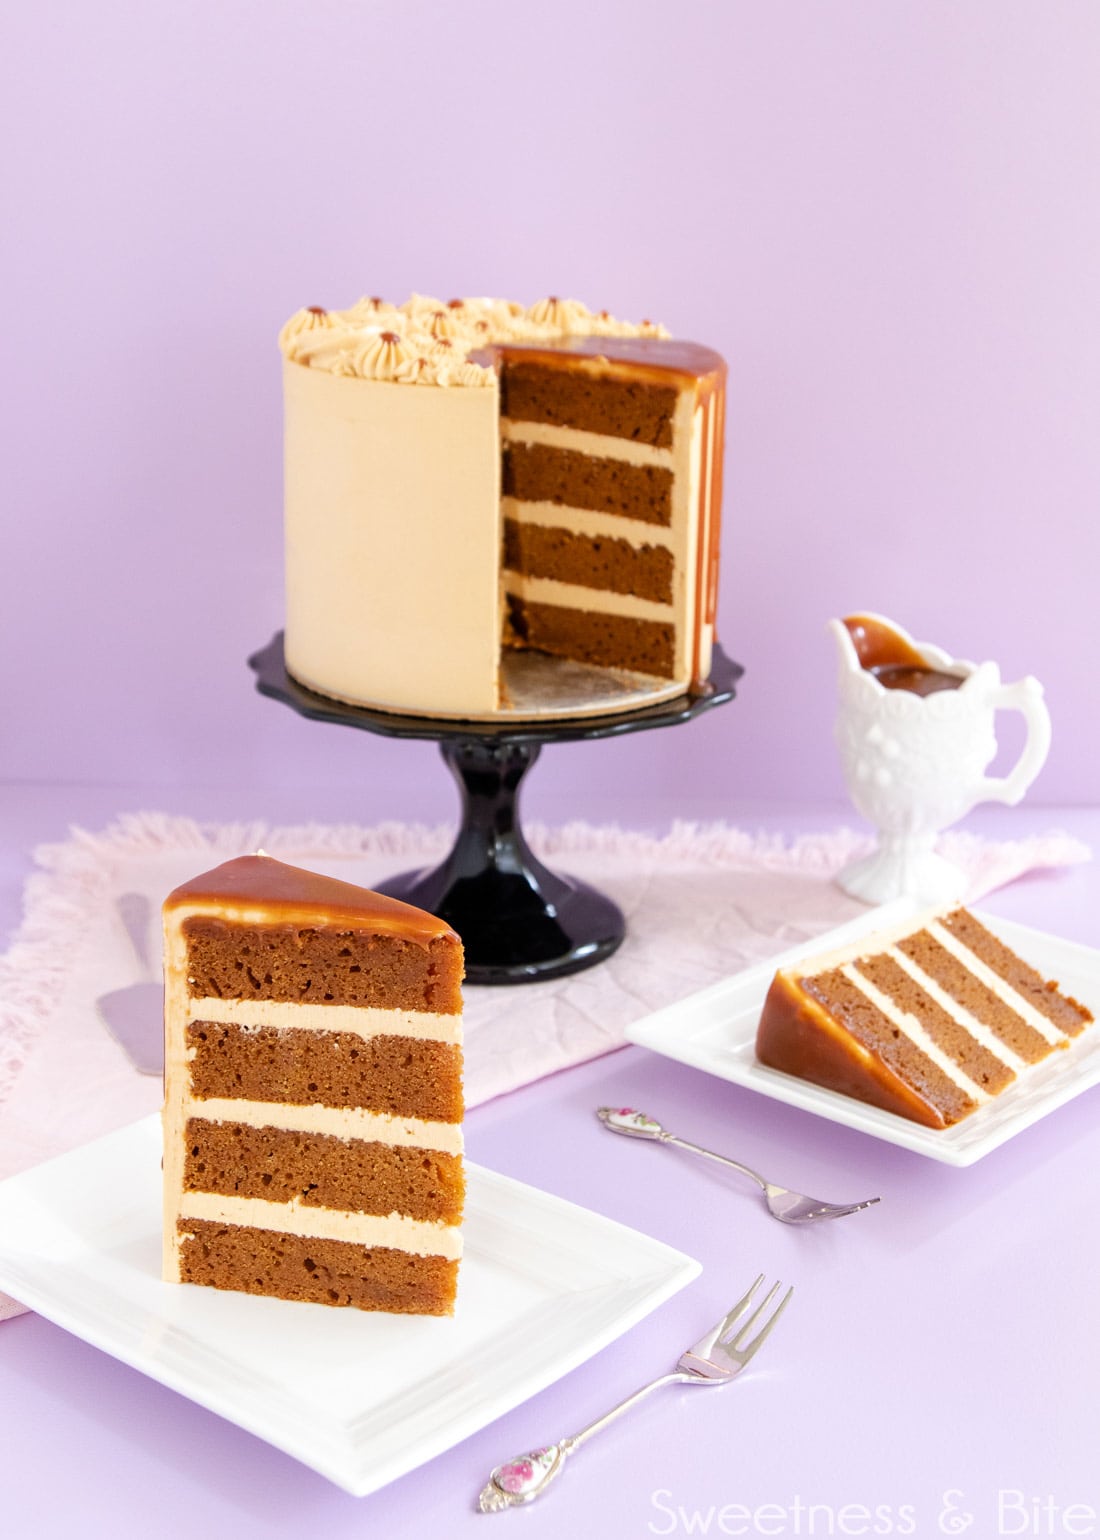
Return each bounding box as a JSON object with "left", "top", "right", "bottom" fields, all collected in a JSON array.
[
  {"left": 722, "top": 1277, "right": 793, "bottom": 1362},
  {"left": 689, "top": 1273, "right": 793, "bottom": 1370}
]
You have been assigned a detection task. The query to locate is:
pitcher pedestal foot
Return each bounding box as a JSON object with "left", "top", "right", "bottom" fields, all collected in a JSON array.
[{"left": 836, "top": 838, "right": 967, "bottom": 906}]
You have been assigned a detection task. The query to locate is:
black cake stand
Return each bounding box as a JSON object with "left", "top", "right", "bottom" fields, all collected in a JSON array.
[{"left": 249, "top": 633, "right": 742, "bottom": 985}]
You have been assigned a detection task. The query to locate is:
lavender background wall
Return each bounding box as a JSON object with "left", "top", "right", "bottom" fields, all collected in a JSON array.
[{"left": 4, "top": 1, "right": 1098, "bottom": 825}]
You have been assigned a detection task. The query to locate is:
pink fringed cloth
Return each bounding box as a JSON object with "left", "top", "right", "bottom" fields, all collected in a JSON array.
[{"left": 0, "top": 813, "right": 1089, "bottom": 1320}]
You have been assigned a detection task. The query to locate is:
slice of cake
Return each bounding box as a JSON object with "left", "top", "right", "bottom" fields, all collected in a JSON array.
[
  {"left": 756, "top": 907, "right": 1093, "bottom": 1128},
  {"left": 162, "top": 854, "right": 465, "bottom": 1314},
  {"left": 279, "top": 294, "right": 726, "bottom": 720},
  {"left": 493, "top": 336, "right": 724, "bottom": 691}
]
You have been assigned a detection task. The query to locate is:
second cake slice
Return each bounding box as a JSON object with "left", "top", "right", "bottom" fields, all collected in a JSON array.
[{"left": 756, "top": 907, "right": 1092, "bottom": 1128}]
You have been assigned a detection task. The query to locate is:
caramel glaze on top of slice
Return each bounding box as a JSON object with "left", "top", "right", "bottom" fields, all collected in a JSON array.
[{"left": 164, "top": 854, "right": 458, "bottom": 952}]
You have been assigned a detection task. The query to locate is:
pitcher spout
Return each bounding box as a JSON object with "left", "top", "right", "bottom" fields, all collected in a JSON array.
[
  {"left": 828, "top": 615, "right": 863, "bottom": 679},
  {"left": 837, "top": 612, "right": 932, "bottom": 672}
]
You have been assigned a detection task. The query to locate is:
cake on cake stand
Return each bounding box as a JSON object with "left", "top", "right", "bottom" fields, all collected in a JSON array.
[{"left": 249, "top": 633, "right": 742, "bottom": 985}]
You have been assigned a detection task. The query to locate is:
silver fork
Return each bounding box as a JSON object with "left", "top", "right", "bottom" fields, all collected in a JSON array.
[
  {"left": 477, "top": 1274, "right": 792, "bottom": 1513},
  {"left": 597, "top": 1108, "right": 881, "bottom": 1224}
]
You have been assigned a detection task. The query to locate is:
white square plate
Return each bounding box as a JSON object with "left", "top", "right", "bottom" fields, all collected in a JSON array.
[
  {"left": 626, "top": 905, "right": 1100, "bottom": 1167},
  {"left": 0, "top": 1116, "right": 699, "bottom": 1495}
]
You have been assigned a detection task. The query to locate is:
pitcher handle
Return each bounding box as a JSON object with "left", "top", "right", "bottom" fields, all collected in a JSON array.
[{"left": 975, "top": 677, "right": 1051, "bottom": 805}]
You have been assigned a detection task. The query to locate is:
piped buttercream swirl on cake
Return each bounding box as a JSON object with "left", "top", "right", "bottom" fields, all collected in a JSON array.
[
  {"left": 279, "top": 293, "right": 670, "bottom": 385},
  {"left": 278, "top": 305, "right": 337, "bottom": 353},
  {"left": 525, "top": 295, "right": 594, "bottom": 332},
  {"left": 341, "top": 329, "right": 419, "bottom": 383},
  {"left": 346, "top": 294, "right": 400, "bottom": 322}
]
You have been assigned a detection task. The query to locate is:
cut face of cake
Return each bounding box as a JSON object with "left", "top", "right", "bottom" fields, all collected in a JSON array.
[
  {"left": 495, "top": 337, "right": 724, "bottom": 689},
  {"left": 280, "top": 295, "right": 726, "bottom": 721},
  {"left": 162, "top": 855, "right": 464, "bottom": 1314},
  {"left": 755, "top": 908, "right": 1093, "bottom": 1128}
]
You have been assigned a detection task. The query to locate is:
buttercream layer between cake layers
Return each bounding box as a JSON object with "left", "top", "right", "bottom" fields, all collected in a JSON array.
[
  {"left": 163, "top": 855, "right": 465, "bottom": 1314},
  {"left": 186, "top": 997, "right": 461, "bottom": 1042},
  {"left": 181, "top": 1096, "right": 464, "bottom": 1153},
  {"left": 756, "top": 907, "right": 1093, "bottom": 1129},
  {"left": 178, "top": 1192, "right": 462, "bottom": 1257}
]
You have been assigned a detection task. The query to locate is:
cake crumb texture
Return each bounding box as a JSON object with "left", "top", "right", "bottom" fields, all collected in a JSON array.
[
  {"left": 503, "top": 519, "right": 673, "bottom": 602},
  {"left": 503, "top": 443, "right": 673, "bottom": 525},
  {"left": 184, "top": 1119, "right": 464, "bottom": 1222},
  {"left": 187, "top": 1022, "right": 463, "bottom": 1121},
  {"left": 178, "top": 1220, "right": 458, "bottom": 1314},
  {"left": 506, "top": 596, "right": 675, "bottom": 678},
  {"left": 182, "top": 921, "right": 462, "bottom": 1013},
  {"left": 501, "top": 360, "right": 677, "bottom": 446}
]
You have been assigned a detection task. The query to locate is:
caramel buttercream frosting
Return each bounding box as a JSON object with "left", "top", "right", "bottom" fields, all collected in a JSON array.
[
  {"left": 525, "top": 295, "right": 594, "bottom": 332},
  {"left": 279, "top": 292, "right": 670, "bottom": 386},
  {"left": 277, "top": 305, "right": 338, "bottom": 353},
  {"left": 339, "top": 329, "right": 419, "bottom": 382}
]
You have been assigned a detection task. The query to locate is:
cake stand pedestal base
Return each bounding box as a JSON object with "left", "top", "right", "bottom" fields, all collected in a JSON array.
[
  {"left": 378, "top": 740, "right": 623, "bottom": 984},
  {"left": 249, "top": 633, "right": 742, "bottom": 985}
]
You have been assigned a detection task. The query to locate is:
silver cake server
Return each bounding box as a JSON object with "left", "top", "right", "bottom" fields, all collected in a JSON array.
[{"left": 95, "top": 892, "right": 163, "bottom": 1076}]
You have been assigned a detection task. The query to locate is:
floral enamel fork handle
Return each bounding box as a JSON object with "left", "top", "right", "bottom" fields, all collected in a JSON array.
[
  {"left": 598, "top": 1107, "right": 881, "bottom": 1224},
  {"left": 477, "top": 1274, "right": 792, "bottom": 1512}
]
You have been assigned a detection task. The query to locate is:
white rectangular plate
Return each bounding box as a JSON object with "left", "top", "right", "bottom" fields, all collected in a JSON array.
[
  {"left": 626, "top": 905, "right": 1100, "bottom": 1167},
  {"left": 0, "top": 1116, "right": 699, "bottom": 1495}
]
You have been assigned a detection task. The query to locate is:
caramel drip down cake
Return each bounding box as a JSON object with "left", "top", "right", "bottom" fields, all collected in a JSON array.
[
  {"left": 162, "top": 855, "right": 465, "bottom": 1314},
  {"left": 756, "top": 908, "right": 1092, "bottom": 1129}
]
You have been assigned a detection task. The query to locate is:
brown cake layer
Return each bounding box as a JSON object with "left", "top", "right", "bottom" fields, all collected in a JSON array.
[
  {"left": 500, "top": 360, "right": 677, "bottom": 448},
  {"left": 853, "top": 955, "right": 1015, "bottom": 1092},
  {"left": 940, "top": 911, "right": 1093, "bottom": 1036},
  {"left": 178, "top": 1219, "right": 458, "bottom": 1314},
  {"left": 503, "top": 518, "right": 673, "bottom": 603},
  {"left": 184, "top": 1118, "right": 464, "bottom": 1223},
  {"left": 505, "top": 595, "right": 675, "bottom": 678},
  {"left": 187, "top": 1022, "right": 463, "bottom": 1122},
  {"left": 183, "top": 920, "right": 462, "bottom": 1014},
  {"left": 895, "top": 930, "right": 1055, "bottom": 1063},
  {"left": 802, "top": 969, "right": 978, "bottom": 1124},
  {"left": 503, "top": 443, "right": 673, "bottom": 526}
]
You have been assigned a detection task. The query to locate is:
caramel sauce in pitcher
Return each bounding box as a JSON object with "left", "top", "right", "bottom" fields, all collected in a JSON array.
[{"left": 843, "top": 614, "right": 964, "bottom": 697}]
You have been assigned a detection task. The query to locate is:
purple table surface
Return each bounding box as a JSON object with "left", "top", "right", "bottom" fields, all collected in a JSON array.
[{"left": 2, "top": 786, "right": 1098, "bottom": 1540}]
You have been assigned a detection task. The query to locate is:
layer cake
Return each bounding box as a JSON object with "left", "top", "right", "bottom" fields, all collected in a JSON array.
[
  {"left": 162, "top": 854, "right": 465, "bottom": 1314},
  {"left": 756, "top": 907, "right": 1092, "bottom": 1128},
  {"left": 280, "top": 294, "right": 725, "bottom": 720}
]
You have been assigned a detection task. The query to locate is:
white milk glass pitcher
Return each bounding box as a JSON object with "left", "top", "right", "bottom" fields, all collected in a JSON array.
[{"left": 831, "top": 613, "right": 1051, "bottom": 904}]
